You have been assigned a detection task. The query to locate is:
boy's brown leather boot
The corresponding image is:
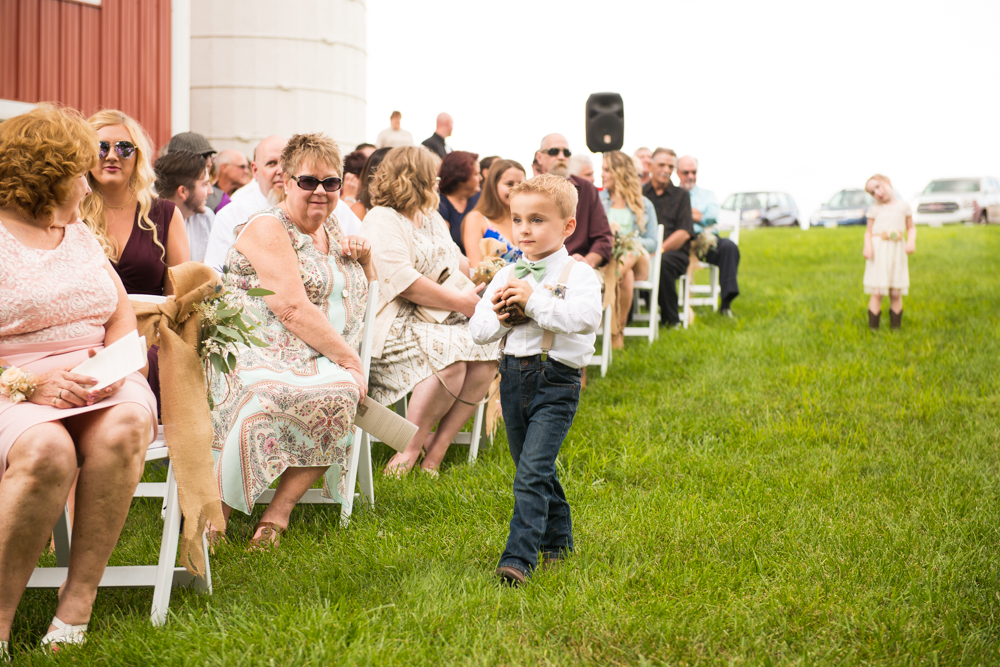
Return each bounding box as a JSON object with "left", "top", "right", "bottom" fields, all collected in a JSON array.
[
  {"left": 868, "top": 309, "right": 880, "bottom": 330},
  {"left": 890, "top": 309, "right": 902, "bottom": 330}
]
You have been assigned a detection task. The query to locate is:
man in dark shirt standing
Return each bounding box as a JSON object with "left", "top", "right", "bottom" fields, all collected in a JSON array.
[
  {"left": 421, "top": 113, "right": 453, "bottom": 159},
  {"left": 642, "top": 148, "right": 694, "bottom": 327},
  {"left": 535, "top": 133, "right": 613, "bottom": 269}
]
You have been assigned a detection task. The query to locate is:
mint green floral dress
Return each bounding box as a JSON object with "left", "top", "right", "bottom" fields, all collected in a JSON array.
[{"left": 210, "top": 207, "right": 367, "bottom": 514}]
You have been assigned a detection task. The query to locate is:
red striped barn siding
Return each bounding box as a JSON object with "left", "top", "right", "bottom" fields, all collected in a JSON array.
[{"left": 1, "top": 0, "right": 172, "bottom": 149}]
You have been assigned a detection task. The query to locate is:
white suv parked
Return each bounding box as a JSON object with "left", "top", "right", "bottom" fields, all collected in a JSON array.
[{"left": 911, "top": 177, "right": 1000, "bottom": 225}]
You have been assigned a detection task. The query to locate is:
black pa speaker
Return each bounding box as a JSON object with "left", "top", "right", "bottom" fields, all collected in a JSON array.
[{"left": 585, "top": 93, "right": 624, "bottom": 153}]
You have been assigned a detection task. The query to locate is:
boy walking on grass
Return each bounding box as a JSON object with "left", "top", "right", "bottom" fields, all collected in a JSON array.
[{"left": 470, "top": 175, "right": 604, "bottom": 585}]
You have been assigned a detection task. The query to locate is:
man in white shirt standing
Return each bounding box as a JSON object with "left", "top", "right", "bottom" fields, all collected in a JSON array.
[
  {"left": 203, "top": 135, "right": 362, "bottom": 273},
  {"left": 153, "top": 150, "right": 215, "bottom": 262},
  {"left": 375, "top": 111, "right": 414, "bottom": 149}
]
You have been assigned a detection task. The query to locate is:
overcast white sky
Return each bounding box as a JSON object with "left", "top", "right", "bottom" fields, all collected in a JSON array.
[{"left": 366, "top": 0, "right": 1000, "bottom": 217}]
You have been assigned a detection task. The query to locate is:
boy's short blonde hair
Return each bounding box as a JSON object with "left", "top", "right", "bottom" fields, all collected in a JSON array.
[{"left": 508, "top": 174, "right": 578, "bottom": 219}]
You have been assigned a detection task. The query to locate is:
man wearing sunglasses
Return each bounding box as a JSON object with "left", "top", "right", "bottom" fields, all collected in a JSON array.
[
  {"left": 203, "top": 135, "right": 363, "bottom": 274},
  {"left": 534, "top": 134, "right": 613, "bottom": 271}
]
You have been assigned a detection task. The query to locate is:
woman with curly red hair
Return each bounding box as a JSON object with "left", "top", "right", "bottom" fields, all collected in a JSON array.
[
  {"left": 436, "top": 150, "right": 481, "bottom": 253},
  {"left": 0, "top": 105, "right": 156, "bottom": 655}
]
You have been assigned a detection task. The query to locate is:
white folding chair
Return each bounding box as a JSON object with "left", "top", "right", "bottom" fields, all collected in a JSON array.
[
  {"left": 587, "top": 305, "right": 613, "bottom": 377},
  {"left": 686, "top": 262, "right": 721, "bottom": 313},
  {"left": 386, "top": 393, "right": 487, "bottom": 463},
  {"left": 681, "top": 223, "right": 739, "bottom": 323},
  {"left": 29, "top": 295, "right": 210, "bottom": 627},
  {"left": 255, "top": 280, "right": 379, "bottom": 526},
  {"left": 625, "top": 225, "right": 665, "bottom": 343}
]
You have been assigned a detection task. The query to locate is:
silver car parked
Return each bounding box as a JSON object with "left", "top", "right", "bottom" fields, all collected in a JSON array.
[{"left": 912, "top": 177, "right": 1000, "bottom": 225}]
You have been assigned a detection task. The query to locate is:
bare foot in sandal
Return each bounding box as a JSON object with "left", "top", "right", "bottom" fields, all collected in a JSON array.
[
  {"left": 383, "top": 451, "right": 420, "bottom": 478},
  {"left": 247, "top": 521, "right": 284, "bottom": 550},
  {"left": 204, "top": 521, "right": 226, "bottom": 548}
]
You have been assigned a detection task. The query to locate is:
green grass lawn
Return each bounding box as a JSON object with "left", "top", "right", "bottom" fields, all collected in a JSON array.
[{"left": 14, "top": 225, "right": 1000, "bottom": 666}]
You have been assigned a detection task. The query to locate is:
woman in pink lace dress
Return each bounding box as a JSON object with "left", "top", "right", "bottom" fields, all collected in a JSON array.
[{"left": 0, "top": 106, "right": 156, "bottom": 657}]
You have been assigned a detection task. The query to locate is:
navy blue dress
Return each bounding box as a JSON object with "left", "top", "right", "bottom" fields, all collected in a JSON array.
[{"left": 438, "top": 191, "right": 481, "bottom": 254}]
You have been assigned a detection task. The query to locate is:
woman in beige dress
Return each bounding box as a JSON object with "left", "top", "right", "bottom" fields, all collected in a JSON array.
[{"left": 360, "top": 147, "right": 499, "bottom": 476}]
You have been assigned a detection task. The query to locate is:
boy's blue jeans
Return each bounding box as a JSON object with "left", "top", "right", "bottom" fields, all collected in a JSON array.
[{"left": 496, "top": 354, "right": 581, "bottom": 577}]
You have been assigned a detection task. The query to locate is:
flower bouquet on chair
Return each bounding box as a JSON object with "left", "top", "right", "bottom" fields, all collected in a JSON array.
[
  {"left": 195, "top": 279, "right": 274, "bottom": 405},
  {"left": 691, "top": 229, "right": 719, "bottom": 261}
]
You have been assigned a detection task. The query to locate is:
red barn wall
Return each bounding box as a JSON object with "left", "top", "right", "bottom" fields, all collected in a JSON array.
[{"left": 0, "top": 0, "right": 173, "bottom": 149}]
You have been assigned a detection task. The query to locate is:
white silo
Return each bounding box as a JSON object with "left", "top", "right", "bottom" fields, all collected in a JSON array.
[{"left": 188, "top": 0, "right": 366, "bottom": 156}]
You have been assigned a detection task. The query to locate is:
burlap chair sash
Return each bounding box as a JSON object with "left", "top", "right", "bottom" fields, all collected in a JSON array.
[{"left": 130, "top": 262, "right": 226, "bottom": 578}]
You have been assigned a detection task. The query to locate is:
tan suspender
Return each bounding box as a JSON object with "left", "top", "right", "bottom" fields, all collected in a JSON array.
[
  {"left": 500, "top": 258, "right": 577, "bottom": 360},
  {"left": 539, "top": 259, "right": 577, "bottom": 360}
]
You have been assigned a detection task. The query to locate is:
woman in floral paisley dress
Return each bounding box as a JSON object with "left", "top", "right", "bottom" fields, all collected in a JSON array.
[{"left": 209, "top": 134, "right": 375, "bottom": 548}]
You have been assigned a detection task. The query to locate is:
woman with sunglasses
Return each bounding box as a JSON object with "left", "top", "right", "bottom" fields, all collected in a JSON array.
[
  {"left": 359, "top": 146, "right": 499, "bottom": 477},
  {"left": 81, "top": 110, "right": 190, "bottom": 297},
  {"left": 0, "top": 105, "right": 156, "bottom": 655},
  {"left": 80, "top": 111, "right": 191, "bottom": 417},
  {"left": 208, "top": 133, "right": 375, "bottom": 548}
]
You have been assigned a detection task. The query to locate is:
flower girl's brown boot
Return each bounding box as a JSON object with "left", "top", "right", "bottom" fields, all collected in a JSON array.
[
  {"left": 890, "top": 309, "right": 902, "bottom": 330},
  {"left": 868, "top": 309, "right": 880, "bottom": 330}
]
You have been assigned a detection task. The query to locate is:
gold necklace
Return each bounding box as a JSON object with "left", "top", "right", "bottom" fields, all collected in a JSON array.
[{"left": 105, "top": 193, "right": 135, "bottom": 210}]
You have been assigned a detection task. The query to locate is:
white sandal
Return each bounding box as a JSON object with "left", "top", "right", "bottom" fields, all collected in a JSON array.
[
  {"left": 39, "top": 616, "right": 87, "bottom": 649},
  {"left": 1, "top": 639, "right": 10, "bottom": 663}
]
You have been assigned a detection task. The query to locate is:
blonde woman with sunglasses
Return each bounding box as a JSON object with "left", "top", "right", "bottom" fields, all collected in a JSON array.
[
  {"left": 80, "top": 111, "right": 191, "bottom": 415},
  {"left": 81, "top": 110, "right": 189, "bottom": 298}
]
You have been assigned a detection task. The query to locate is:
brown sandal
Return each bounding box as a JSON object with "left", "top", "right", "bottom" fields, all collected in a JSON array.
[
  {"left": 247, "top": 521, "right": 284, "bottom": 550},
  {"left": 206, "top": 529, "right": 227, "bottom": 550}
]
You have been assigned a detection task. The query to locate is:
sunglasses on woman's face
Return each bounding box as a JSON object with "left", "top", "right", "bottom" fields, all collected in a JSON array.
[
  {"left": 98, "top": 140, "right": 137, "bottom": 159},
  {"left": 292, "top": 175, "right": 343, "bottom": 192},
  {"left": 542, "top": 147, "right": 572, "bottom": 158}
]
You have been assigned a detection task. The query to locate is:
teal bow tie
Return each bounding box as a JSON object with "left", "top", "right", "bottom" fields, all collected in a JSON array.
[{"left": 514, "top": 258, "right": 546, "bottom": 281}]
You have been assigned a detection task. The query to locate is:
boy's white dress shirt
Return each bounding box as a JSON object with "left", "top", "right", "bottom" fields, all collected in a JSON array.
[{"left": 469, "top": 247, "right": 603, "bottom": 369}]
